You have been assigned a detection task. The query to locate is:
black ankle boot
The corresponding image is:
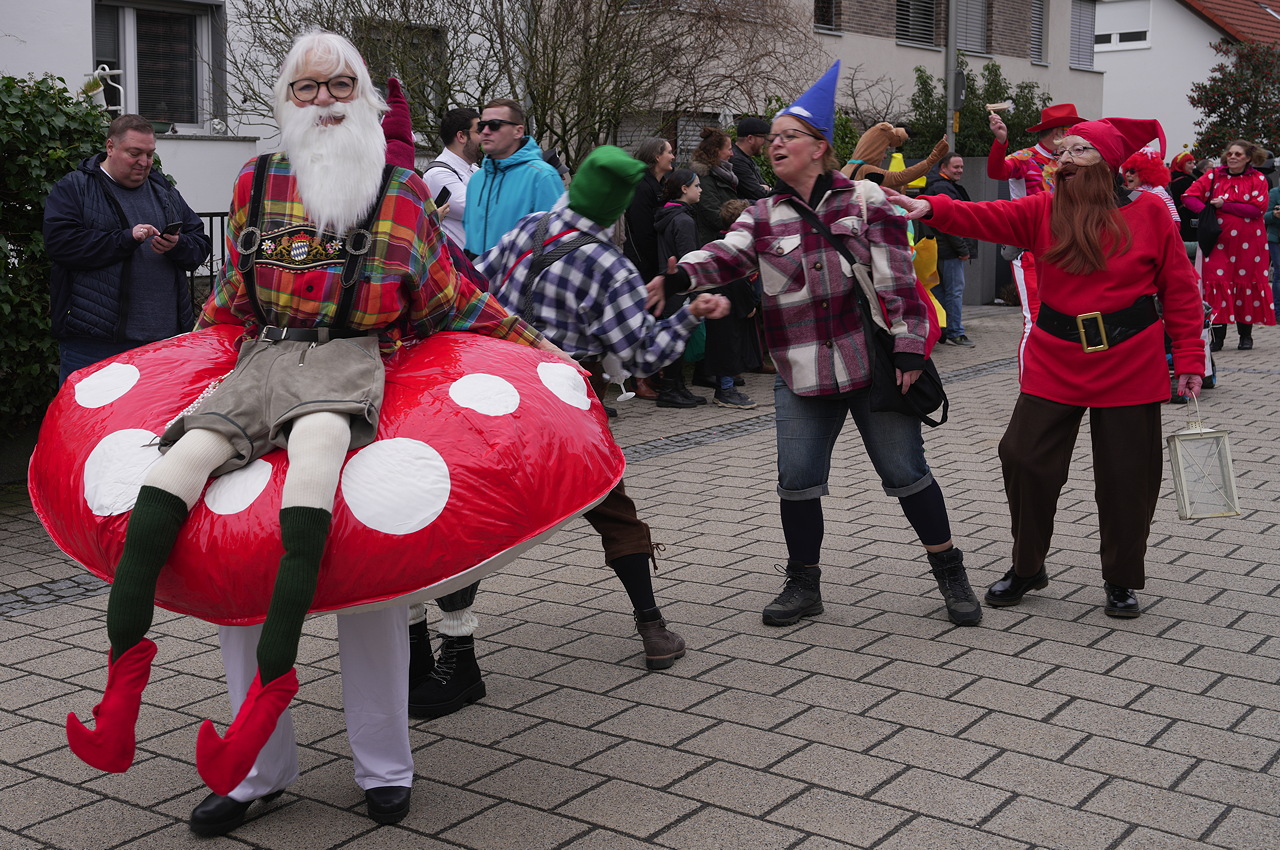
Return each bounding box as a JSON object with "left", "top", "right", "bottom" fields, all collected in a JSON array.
[
  {"left": 1238, "top": 323, "right": 1254, "bottom": 350},
  {"left": 1210, "top": 324, "right": 1226, "bottom": 352},
  {"left": 407, "top": 635, "right": 485, "bottom": 719},
  {"left": 984, "top": 566, "right": 1049, "bottom": 606},
  {"left": 408, "top": 620, "right": 433, "bottom": 691},
  {"left": 762, "top": 562, "right": 823, "bottom": 626},
  {"left": 926, "top": 547, "right": 982, "bottom": 626},
  {"left": 655, "top": 371, "right": 698, "bottom": 408}
]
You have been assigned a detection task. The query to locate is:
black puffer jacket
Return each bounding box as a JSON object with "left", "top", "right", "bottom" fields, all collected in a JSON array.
[{"left": 43, "top": 154, "right": 210, "bottom": 341}]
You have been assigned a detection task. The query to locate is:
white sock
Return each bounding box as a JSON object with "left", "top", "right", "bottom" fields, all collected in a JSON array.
[{"left": 438, "top": 607, "right": 478, "bottom": 637}]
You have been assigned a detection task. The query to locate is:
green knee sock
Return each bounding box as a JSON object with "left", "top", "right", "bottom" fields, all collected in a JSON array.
[
  {"left": 256, "top": 507, "right": 331, "bottom": 683},
  {"left": 106, "top": 486, "right": 190, "bottom": 660}
]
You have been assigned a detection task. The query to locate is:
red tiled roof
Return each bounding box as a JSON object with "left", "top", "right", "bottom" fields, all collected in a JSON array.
[{"left": 1179, "top": 0, "right": 1280, "bottom": 43}]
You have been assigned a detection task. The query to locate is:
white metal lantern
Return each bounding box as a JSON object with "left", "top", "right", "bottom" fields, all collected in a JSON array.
[{"left": 1166, "top": 407, "right": 1239, "bottom": 520}]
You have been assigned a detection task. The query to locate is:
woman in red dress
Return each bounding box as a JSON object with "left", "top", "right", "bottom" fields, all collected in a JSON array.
[{"left": 1182, "top": 139, "right": 1274, "bottom": 350}]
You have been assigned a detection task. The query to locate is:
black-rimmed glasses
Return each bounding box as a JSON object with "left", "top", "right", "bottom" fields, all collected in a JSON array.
[{"left": 289, "top": 76, "right": 357, "bottom": 102}]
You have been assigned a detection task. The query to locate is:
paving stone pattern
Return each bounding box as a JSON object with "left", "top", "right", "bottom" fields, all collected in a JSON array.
[{"left": 2, "top": 306, "right": 1278, "bottom": 849}]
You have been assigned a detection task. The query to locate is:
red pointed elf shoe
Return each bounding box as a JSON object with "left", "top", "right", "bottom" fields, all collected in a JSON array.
[
  {"left": 196, "top": 669, "right": 299, "bottom": 796},
  {"left": 66, "top": 638, "right": 158, "bottom": 772}
]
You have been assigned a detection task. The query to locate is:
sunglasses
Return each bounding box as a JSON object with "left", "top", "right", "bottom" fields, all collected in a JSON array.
[{"left": 477, "top": 119, "right": 520, "bottom": 133}]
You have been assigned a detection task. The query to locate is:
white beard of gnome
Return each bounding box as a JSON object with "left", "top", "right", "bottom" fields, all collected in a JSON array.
[{"left": 278, "top": 94, "right": 388, "bottom": 238}]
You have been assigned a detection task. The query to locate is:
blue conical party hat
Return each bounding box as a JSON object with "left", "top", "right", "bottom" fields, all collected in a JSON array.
[{"left": 775, "top": 62, "right": 840, "bottom": 143}]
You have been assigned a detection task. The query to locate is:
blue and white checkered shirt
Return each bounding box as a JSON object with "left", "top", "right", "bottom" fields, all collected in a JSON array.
[{"left": 477, "top": 198, "right": 701, "bottom": 377}]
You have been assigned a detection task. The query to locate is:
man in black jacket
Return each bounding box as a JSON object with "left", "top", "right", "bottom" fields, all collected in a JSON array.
[
  {"left": 730, "top": 117, "right": 771, "bottom": 201},
  {"left": 43, "top": 114, "right": 211, "bottom": 384},
  {"left": 924, "top": 154, "right": 978, "bottom": 346}
]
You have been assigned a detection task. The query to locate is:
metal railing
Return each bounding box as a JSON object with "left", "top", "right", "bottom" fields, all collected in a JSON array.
[{"left": 187, "top": 210, "right": 228, "bottom": 309}]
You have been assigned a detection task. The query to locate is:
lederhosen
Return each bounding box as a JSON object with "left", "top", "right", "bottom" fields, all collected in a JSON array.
[{"left": 160, "top": 157, "right": 397, "bottom": 475}]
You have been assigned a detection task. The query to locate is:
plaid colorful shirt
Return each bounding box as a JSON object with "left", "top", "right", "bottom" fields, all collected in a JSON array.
[
  {"left": 199, "top": 153, "right": 541, "bottom": 354},
  {"left": 477, "top": 198, "right": 700, "bottom": 377},
  {"left": 678, "top": 173, "right": 927, "bottom": 397}
]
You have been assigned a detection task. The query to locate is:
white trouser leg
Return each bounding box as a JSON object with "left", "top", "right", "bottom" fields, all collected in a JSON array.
[
  {"left": 337, "top": 605, "right": 413, "bottom": 789},
  {"left": 217, "top": 623, "right": 299, "bottom": 801}
]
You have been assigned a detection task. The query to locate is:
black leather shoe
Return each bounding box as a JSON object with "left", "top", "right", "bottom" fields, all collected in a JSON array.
[
  {"left": 365, "top": 785, "right": 412, "bottom": 824},
  {"left": 984, "top": 567, "right": 1049, "bottom": 607},
  {"left": 1103, "top": 582, "right": 1141, "bottom": 618},
  {"left": 189, "top": 790, "right": 283, "bottom": 836}
]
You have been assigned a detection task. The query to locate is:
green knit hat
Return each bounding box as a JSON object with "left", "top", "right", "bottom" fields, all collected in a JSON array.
[{"left": 568, "top": 145, "right": 647, "bottom": 226}]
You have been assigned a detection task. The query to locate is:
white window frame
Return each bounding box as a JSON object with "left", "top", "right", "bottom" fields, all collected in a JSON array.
[{"left": 96, "top": 0, "right": 218, "bottom": 129}]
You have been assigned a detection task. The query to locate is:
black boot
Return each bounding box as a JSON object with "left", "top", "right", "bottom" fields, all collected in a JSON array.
[
  {"left": 762, "top": 561, "right": 823, "bottom": 626},
  {"left": 1238, "top": 322, "right": 1253, "bottom": 350},
  {"left": 407, "top": 635, "right": 485, "bottom": 719},
  {"left": 671, "top": 367, "right": 707, "bottom": 405},
  {"left": 1210, "top": 324, "right": 1226, "bottom": 352},
  {"left": 984, "top": 566, "right": 1049, "bottom": 607},
  {"left": 655, "top": 370, "right": 698, "bottom": 408},
  {"left": 408, "top": 620, "right": 434, "bottom": 691},
  {"left": 926, "top": 547, "right": 982, "bottom": 626}
]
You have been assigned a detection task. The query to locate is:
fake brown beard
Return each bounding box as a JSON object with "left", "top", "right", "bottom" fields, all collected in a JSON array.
[{"left": 1041, "top": 162, "right": 1132, "bottom": 276}]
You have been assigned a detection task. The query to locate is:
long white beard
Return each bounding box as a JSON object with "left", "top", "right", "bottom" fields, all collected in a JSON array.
[{"left": 278, "top": 97, "right": 387, "bottom": 237}]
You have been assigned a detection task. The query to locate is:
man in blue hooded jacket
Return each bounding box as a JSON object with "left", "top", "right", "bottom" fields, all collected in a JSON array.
[
  {"left": 43, "top": 114, "right": 212, "bottom": 384},
  {"left": 463, "top": 99, "right": 564, "bottom": 255}
]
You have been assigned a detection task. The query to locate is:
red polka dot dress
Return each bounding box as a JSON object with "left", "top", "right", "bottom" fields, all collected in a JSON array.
[{"left": 1184, "top": 166, "right": 1275, "bottom": 326}]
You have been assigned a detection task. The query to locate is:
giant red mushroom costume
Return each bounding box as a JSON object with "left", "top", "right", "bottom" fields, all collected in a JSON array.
[{"left": 29, "top": 326, "right": 624, "bottom": 625}]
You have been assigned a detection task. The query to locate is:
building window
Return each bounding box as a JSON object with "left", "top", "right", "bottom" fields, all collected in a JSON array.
[
  {"left": 93, "top": 1, "right": 221, "bottom": 127},
  {"left": 1093, "top": 0, "right": 1150, "bottom": 52},
  {"left": 1030, "top": 0, "right": 1046, "bottom": 62},
  {"left": 897, "top": 0, "right": 937, "bottom": 46},
  {"left": 955, "top": 0, "right": 989, "bottom": 53},
  {"left": 1070, "top": 0, "right": 1096, "bottom": 69},
  {"left": 815, "top": 0, "right": 839, "bottom": 32}
]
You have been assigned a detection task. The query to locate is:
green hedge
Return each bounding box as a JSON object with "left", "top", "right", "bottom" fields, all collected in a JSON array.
[{"left": 0, "top": 75, "right": 108, "bottom": 436}]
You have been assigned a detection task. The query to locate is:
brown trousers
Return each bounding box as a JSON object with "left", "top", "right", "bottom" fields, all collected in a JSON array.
[{"left": 999, "top": 393, "right": 1163, "bottom": 589}]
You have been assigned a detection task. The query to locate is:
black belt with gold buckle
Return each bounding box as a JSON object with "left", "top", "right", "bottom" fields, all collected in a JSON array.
[{"left": 1035, "top": 295, "right": 1159, "bottom": 353}]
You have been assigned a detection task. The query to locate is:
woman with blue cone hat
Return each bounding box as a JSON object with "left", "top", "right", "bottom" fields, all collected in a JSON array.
[{"left": 652, "top": 62, "right": 981, "bottom": 628}]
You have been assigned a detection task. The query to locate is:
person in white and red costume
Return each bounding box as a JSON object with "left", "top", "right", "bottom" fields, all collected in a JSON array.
[
  {"left": 987, "top": 104, "right": 1085, "bottom": 373},
  {"left": 63, "top": 29, "right": 556, "bottom": 837},
  {"left": 889, "top": 117, "right": 1205, "bottom": 619}
]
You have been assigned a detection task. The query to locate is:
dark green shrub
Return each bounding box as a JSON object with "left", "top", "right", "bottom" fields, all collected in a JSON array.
[{"left": 0, "top": 75, "right": 108, "bottom": 435}]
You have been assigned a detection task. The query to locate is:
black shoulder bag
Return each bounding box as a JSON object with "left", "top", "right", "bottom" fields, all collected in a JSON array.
[{"left": 786, "top": 195, "right": 949, "bottom": 427}]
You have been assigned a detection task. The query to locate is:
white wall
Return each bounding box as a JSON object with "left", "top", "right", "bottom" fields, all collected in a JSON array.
[
  {"left": 155, "top": 135, "right": 260, "bottom": 214},
  {"left": 0, "top": 0, "right": 92, "bottom": 85},
  {"left": 1095, "top": 0, "right": 1221, "bottom": 154}
]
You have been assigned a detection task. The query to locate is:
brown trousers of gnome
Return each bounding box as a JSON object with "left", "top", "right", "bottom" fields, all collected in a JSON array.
[{"left": 999, "top": 393, "right": 1162, "bottom": 590}]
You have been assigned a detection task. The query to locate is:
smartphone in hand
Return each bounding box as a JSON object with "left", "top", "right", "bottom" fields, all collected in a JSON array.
[
  {"left": 435, "top": 187, "right": 452, "bottom": 207},
  {"left": 162, "top": 221, "right": 183, "bottom": 236}
]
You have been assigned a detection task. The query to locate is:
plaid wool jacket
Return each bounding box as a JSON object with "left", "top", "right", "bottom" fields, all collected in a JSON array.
[
  {"left": 679, "top": 173, "right": 930, "bottom": 396},
  {"left": 199, "top": 153, "right": 541, "bottom": 353}
]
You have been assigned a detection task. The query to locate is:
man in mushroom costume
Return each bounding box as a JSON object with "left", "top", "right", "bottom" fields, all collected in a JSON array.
[{"left": 64, "top": 29, "right": 560, "bottom": 834}]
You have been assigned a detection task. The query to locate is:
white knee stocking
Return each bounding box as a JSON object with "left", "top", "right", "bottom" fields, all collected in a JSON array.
[
  {"left": 145, "top": 429, "right": 237, "bottom": 509},
  {"left": 280, "top": 412, "right": 350, "bottom": 511}
]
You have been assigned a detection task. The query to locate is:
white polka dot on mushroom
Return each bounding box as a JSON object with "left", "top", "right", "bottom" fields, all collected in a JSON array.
[
  {"left": 449, "top": 373, "right": 520, "bottom": 416},
  {"left": 83, "top": 429, "right": 164, "bottom": 516},
  {"left": 341, "top": 438, "right": 450, "bottom": 535},
  {"left": 538, "top": 362, "right": 591, "bottom": 410},
  {"left": 74, "top": 363, "right": 140, "bottom": 409},
  {"left": 203, "top": 459, "right": 273, "bottom": 515}
]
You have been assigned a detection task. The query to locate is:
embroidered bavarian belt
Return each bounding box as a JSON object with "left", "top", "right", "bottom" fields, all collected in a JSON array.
[
  {"left": 1035, "top": 295, "right": 1159, "bottom": 353},
  {"left": 259, "top": 326, "right": 370, "bottom": 343}
]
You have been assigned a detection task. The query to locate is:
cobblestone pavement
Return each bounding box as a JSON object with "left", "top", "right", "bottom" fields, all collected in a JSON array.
[{"left": 3, "top": 305, "right": 1279, "bottom": 849}]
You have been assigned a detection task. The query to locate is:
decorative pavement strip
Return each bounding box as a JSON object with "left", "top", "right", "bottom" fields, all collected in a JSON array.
[{"left": 2, "top": 358, "right": 1023, "bottom": 620}]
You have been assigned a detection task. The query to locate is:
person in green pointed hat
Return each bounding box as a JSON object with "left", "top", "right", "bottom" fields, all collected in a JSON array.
[{"left": 651, "top": 63, "right": 983, "bottom": 629}]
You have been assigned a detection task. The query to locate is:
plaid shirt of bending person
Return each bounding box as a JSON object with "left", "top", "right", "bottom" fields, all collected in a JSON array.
[
  {"left": 199, "top": 153, "right": 541, "bottom": 354},
  {"left": 677, "top": 172, "right": 929, "bottom": 397},
  {"left": 477, "top": 197, "right": 702, "bottom": 378}
]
